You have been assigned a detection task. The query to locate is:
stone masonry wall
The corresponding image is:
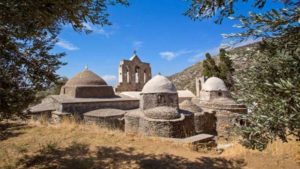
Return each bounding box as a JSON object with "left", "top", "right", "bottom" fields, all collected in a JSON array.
[
  {"left": 60, "top": 100, "right": 139, "bottom": 115},
  {"left": 138, "top": 114, "right": 194, "bottom": 138},
  {"left": 116, "top": 56, "right": 151, "bottom": 92},
  {"left": 140, "top": 93, "right": 179, "bottom": 110}
]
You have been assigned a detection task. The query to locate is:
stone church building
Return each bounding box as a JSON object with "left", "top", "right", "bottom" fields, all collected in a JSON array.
[{"left": 28, "top": 53, "right": 247, "bottom": 144}]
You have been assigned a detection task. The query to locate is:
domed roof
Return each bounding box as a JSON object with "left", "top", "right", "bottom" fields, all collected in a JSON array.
[
  {"left": 202, "top": 77, "right": 228, "bottom": 91},
  {"left": 142, "top": 75, "right": 177, "bottom": 94},
  {"left": 65, "top": 69, "right": 107, "bottom": 86}
]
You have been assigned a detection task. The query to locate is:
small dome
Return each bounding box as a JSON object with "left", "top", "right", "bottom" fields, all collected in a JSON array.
[
  {"left": 144, "top": 106, "right": 180, "bottom": 120},
  {"left": 65, "top": 69, "right": 107, "bottom": 86},
  {"left": 142, "top": 75, "right": 177, "bottom": 94},
  {"left": 202, "top": 77, "right": 228, "bottom": 91}
]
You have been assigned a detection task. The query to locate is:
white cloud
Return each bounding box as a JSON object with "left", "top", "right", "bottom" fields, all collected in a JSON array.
[
  {"left": 160, "top": 51, "right": 176, "bottom": 61},
  {"left": 102, "top": 75, "right": 117, "bottom": 86},
  {"left": 160, "top": 49, "right": 193, "bottom": 61},
  {"left": 133, "top": 41, "right": 143, "bottom": 50},
  {"left": 82, "top": 22, "right": 114, "bottom": 38},
  {"left": 56, "top": 39, "right": 79, "bottom": 51}
]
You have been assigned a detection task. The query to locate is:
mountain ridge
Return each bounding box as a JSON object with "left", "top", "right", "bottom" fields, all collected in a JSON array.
[{"left": 168, "top": 42, "right": 259, "bottom": 94}]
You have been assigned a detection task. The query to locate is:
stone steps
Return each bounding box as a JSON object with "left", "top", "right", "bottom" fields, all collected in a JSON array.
[{"left": 171, "top": 133, "right": 215, "bottom": 144}]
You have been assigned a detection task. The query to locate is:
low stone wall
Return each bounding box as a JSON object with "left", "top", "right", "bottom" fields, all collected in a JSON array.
[
  {"left": 194, "top": 111, "right": 217, "bottom": 134},
  {"left": 84, "top": 115, "right": 125, "bottom": 130},
  {"left": 124, "top": 110, "right": 141, "bottom": 134},
  {"left": 216, "top": 111, "right": 241, "bottom": 139},
  {"left": 138, "top": 113, "right": 194, "bottom": 138},
  {"left": 200, "top": 102, "right": 247, "bottom": 114},
  {"left": 60, "top": 100, "right": 139, "bottom": 115},
  {"left": 181, "top": 111, "right": 196, "bottom": 137},
  {"left": 29, "top": 111, "right": 52, "bottom": 122}
]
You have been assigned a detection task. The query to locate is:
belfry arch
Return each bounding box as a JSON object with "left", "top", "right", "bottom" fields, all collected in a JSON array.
[{"left": 116, "top": 52, "right": 152, "bottom": 92}]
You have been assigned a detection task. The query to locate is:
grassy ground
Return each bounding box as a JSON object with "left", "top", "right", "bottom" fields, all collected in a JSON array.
[{"left": 0, "top": 120, "right": 299, "bottom": 169}]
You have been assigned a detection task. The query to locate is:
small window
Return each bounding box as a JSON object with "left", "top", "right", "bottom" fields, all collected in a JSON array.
[
  {"left": 157, "top": 95, "right": 162, "bottom": 104},
  {"left": 218, "top": 91, "right": 222, "bottom": 96},
  {"left": 135, "top": 66, "right": 140, "bottom": 83}
]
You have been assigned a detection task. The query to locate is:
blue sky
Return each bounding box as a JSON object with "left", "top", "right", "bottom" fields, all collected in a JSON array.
[{"left": 54, "top": 0, "right": 280, "bottom": 86}]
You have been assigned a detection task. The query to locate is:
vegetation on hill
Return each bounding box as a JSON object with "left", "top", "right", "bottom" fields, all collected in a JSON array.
[
  {"left": 169, "top": 43, "right": 257, "bottom": 94},
  {"left": 203, "top": 49, "right": 234, "bottom": 89}
]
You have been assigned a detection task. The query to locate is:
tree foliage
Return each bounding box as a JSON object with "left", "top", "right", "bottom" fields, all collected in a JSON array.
[
  {"left": 34, "top": 77, "right": 69, "bottom": 105},
  {"left": 0, "top": 0, "right": 128, "bottom": 119},
  {"left": 202, "top": 53, "right": 219, "bottom": 77},
  {"left": 234, "top": 34, "right": 300, "bottom": 150},
  {"left": 202, "top": 49, "right": 234, "bottom": 89},
  {"left": 186, "top": 0, "right": 300, "bottom": 150}
]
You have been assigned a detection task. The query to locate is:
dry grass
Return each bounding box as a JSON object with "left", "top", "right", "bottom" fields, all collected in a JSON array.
[{"left": 0, "top": 119, "right": 299, "bottom": 169}]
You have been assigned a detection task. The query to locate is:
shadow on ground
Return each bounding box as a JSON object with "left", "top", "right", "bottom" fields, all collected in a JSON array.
[
  {"left": 0, "top": 122, "right": 29, "bottom": 141},
  {"left": 16, "top": 142, "right": 245, "bottom": 169}
]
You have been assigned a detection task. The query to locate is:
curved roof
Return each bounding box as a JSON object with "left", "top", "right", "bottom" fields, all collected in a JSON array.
[
  {"left": 202, "top": 77, "right": 228, "bottom": 91},
  {"left": 65, "top": 69, "right": 107, "bottom": 86},
  {"left": 142, "top": 75, "right": 177, "bottom": 94}
]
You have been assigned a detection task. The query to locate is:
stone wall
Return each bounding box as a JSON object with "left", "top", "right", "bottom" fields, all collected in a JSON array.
[
  {"left": 59, "top": 100, "right": 139, "bottom": 115},
  {"left": 140, "top": 93, "right": 178, "bottom": 110},
  {"left": 215, "top": 111, "right": 241, "bottom": 139},
  {"left": 138, "top": 113, "right": 195, "bottom": 138},
  {"left": 200, "top": 90, "right": 231, "bottom": 101},
  {"left": 61, "top": 85, "right": 115, "bottom": 98},
  {"left": 84, "top": 115, "right": 124, "bottom": 130},
  {"left": 124, "top": 110, "right": 141, "bottom": 134},
  {"left": 194, "top": 111, "right": 217, "bottom": 134}
]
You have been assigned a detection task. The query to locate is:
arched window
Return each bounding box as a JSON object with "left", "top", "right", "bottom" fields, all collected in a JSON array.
[
  {"left": 144, "top": 70, "right": 147, "bottom": 83},
  {"left": 218, "top": 90, "right": 222, "bottom": 97},
  {"left": 157, "top": 95, "right": 162, "bottom": 104},
  {"left": 199, "top": 80, "right": 202, "bottom": 90},
  {"left": 126, "top": 67, "right": 130, "bottom": 83},
  {"left": 135, "top": 66, "right": 140, "bottom": 83}
]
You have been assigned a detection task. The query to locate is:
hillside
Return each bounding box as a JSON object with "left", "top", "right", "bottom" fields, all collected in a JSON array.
[{"left": 169, "top": 43, "right": 258, "bottom": 94}]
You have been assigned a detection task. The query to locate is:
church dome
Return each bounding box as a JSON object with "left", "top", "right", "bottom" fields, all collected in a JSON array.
[
  {"left": 202, "top": 77, "right": 228, "bottom": 91},
  {"left": 142, "top": 75, "right": 177, "bottom": 94},
  {"left": 65, "top": 69, "right": 107, "bottom": 86}
]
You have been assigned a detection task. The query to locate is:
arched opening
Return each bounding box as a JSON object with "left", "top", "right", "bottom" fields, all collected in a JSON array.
[
  {"left": 199, "top": 80, "right": 202, "bottom": 90},
  {"left": 144, "top": 70, "right": 147, "bottom": 83},
  {"left": 157, "top": 95, "right": 162, "bottom": 104},
  {"left": 126, "top": 67, "right": 130, "bottom": 83},
  {"left": 218, "top": 90, "right": 222, "bottom": 97},
  {"left": 135, "top": 66, "right": 140, "bottom": 83}
]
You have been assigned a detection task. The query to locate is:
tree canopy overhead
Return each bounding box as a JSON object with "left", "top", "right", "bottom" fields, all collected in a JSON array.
[{"left": 0, "top": 0, "right": 128, "bottom": 119}]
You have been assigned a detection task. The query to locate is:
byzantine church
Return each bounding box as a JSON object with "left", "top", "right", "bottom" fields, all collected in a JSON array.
[{"left": 29, "top": 52, "right": 247, "bottom": 143}]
